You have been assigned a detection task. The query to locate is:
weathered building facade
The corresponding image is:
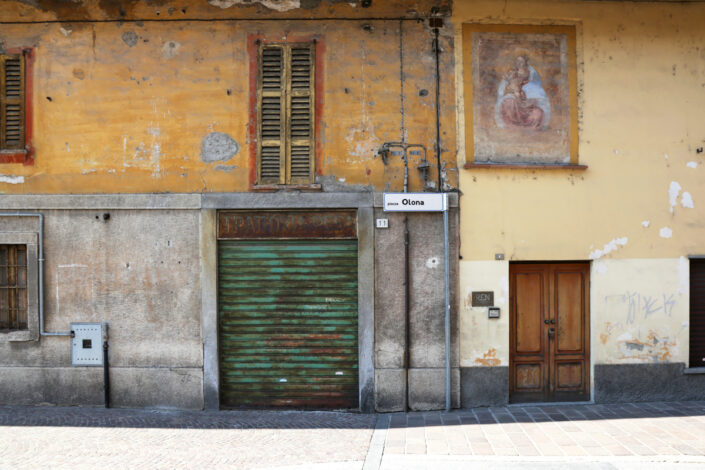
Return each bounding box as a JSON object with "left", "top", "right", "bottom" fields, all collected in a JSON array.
[
  {"left": 2, "top": 0, "right": 704, "bottom": 412},
  {"left": 0, "top": 0, "right": 459, "bottom": 411},
  {"left": 455, "top": 0, "right": 705, "bottom": 406}
]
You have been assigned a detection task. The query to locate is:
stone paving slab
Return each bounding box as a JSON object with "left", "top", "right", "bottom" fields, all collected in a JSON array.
[
  {"left": 383, "top": 401, "right": 705, "bottom": 460},
  {"left": 0, "top": 406, "right": 375, "bottom": 470},
  {"left": 380, "top": 455, "right": 705, "bottom": 470}
]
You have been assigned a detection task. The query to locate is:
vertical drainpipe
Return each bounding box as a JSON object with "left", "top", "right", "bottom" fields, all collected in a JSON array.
[
  {"left": 399, "top": 19, "right": 411, "bottom": 413},
  {"left": 430, "top": 16, "right": 451, "bottom": 411}
]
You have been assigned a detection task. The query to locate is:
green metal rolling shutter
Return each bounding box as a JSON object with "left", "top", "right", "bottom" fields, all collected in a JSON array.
[{"left": 218, "top": 239, "right": 358, "bottom": 409}]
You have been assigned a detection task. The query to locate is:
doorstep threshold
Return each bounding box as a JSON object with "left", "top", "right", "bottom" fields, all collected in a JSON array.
[{"left": 507, "top": 400, "right": 595, "bottom": 407}]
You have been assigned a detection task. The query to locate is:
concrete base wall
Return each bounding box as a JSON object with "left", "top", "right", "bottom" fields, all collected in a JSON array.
[
  {"left": 594, "top": 363, "right": 705, "bottom": 403},
  {"left": 408, "top": 368, "right": 460, "bottom": 411},
  {"left": 460, "top": 364, "right": 705, "bottom": 408},
  {"left": 460, "top": 366, "right": 508, "bottom": 408},
  {"left": 0, "top": 366, "right": 203, "bottom": 409}
]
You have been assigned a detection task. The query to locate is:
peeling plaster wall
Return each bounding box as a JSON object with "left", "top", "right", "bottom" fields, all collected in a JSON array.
[
  {"left": 453, "top": 0, "right": 705, "bottom": 262},
  {"left": 454, "top": 0, "right": 705, "bottom": 390},
  {"left": 454, "top": 0, "right": 705, "bottom": 402},
  {"left": 0, "top": 11, "right": 457, "bottom": 194}
]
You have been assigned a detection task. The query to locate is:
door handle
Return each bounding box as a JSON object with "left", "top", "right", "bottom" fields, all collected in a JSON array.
[
  {"left": 544, "top": 319, "right": 556, "bottom": 324},
  {"left": 548, "top": 327, "right": 555, "bottom": 336}
]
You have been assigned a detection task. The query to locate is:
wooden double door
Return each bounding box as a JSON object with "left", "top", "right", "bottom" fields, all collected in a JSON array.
[{"left": 509, "top": 263, "right": 590, "bottom": 403}]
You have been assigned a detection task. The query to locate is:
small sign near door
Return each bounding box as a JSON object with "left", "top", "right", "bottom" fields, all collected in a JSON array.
[{"left": 471, "top": 291, "right": 494, "bottom": 307}]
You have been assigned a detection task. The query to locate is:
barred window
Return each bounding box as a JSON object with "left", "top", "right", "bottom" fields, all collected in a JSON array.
[
  {"left": 0, "top": 245, "right": 28, "bottom": 331},
  {"left": 257, "top": 43, "right": 315, "bottom": 185}
]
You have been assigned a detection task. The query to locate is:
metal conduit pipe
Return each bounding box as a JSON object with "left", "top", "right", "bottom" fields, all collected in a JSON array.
[
  {"left": 0, "top": 212, "right": 71, "bottom": 337},
  {"left": 430, "top": 15, "right": 451, "bottom": 411},
  {"left": 433, "top": 24, "right": 442, "bottom": 193}
]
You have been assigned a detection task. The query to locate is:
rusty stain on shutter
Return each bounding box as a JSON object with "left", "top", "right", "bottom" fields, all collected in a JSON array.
[
  {"left": 218, "top": 239, "right": 358, "bottom": 409},
  {"left": 690, "top": 259, "right": 705, "bottom": 367},
  {"left": 257, "top": 43, "right": 314, "bottom": 185},
  {"left": 1, "top": 54, "right": 25, "bottom": 150}
]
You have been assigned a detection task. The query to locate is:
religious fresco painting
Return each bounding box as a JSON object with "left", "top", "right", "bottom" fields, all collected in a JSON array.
[{"left": 463, "top": 25, "right": 578, "bottom": 165}]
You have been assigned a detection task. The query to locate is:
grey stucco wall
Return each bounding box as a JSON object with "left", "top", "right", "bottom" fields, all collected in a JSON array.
[{"left": 0, "top": 209, "right": 203, "bottom": 409}]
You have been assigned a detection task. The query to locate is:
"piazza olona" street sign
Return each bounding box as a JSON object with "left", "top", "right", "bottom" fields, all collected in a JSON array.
[{"left": 383, "top": 193, "right": 448, "bottom": 212}]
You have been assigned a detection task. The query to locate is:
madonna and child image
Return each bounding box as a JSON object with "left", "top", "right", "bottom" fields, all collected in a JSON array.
[
  {"left": 495, "top": 55, "right": 551, "bottom": 130},
  {"left": 471, "top": 30, "right": 572, "bottom": 163}
]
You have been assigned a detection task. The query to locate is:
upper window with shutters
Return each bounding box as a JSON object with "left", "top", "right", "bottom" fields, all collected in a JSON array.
[
  {"left": 257, "top": 43, "right": 315, "bottom": 185},
  {"left": 0, "top": 50, "right": 33, "bottom": 165}
]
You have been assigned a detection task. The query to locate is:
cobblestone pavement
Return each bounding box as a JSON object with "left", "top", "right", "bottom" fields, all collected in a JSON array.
[
  {"left": 381, "top": 401, "right": 705, "bottom": 469},
  {"left": 0, "top": 406, "right": 375, "bottom": 470}
]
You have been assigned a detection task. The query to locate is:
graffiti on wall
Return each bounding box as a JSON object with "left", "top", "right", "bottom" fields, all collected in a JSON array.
[{"left": 601, "top": 290, "right": 684, "bottom": 363}]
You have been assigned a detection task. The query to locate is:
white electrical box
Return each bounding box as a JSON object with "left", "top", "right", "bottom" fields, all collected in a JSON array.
[{"left": 71, "top": 323, "right": 104, "bottom": 366}]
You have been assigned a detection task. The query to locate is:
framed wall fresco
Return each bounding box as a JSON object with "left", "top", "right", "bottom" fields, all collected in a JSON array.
[{"left": 462, "top": 24, "right": 578, "bottom": 166}]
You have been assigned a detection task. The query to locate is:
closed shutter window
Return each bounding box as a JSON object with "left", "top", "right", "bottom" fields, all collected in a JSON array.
[
  {"left": 690, "top": 259, "right": 705, "bottom": 367},
  {"left": 257, "top": 43, "right": 315, "bottom": 185},
  {"left": 0, "top": 54, "right": 25, "bottom": 151}
]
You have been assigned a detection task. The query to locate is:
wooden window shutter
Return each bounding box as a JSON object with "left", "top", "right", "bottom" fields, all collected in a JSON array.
[
  {"left": 0, "top": 54, "right": 25, "bottom": 150},
  {"left": 287, "top": 45, "right": 314, "bottom": 184},
  {"left": 257, "top": 43, "right": 315, "bottom": 185},
  {"left": 258, "top": 45, "right": 286, "bottom": 184}
]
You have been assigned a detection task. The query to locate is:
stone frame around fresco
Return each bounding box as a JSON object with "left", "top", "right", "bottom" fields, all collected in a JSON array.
[{"left": 462, "top": 23, "right": 579, "bottom": 166}]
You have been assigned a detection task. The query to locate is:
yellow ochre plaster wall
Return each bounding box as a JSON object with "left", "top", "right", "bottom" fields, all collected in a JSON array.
[
  {"left": 454, "top": 0, "right": 705, "bottom": 367},
  {"left": 0, "top": 13, "right": 457, "bottom": 193}
]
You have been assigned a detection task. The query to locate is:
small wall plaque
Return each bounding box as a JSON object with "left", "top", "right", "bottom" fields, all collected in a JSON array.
[
  {"left": 471, "top": 291, "right": 494, "bottom": 307},
  {"left": 488, "top": 307, "right": 500, "bottom": 319}
]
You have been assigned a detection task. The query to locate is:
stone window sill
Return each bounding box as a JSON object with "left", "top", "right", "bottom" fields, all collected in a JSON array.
[
  {"left": 0, "top": 330, "right": 37, "bottom": 342},
  {"left": 0, "top": 148, "right": 32, "bottom": 165},
  {"left": 464, "top": 162, "right": 588, "bottom": 170},
  {"left": 683, "top": 367, "right": 705, "bottom": 375}
]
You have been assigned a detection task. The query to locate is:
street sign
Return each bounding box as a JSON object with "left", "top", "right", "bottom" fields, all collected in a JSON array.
[{"left": 383, "top": 193, "right": 447, "bottom": 212}]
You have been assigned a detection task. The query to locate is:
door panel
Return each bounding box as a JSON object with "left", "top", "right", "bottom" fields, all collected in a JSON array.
[
  {"left": 515, "top": 362, "right": 543, "bottom": 391},
  {"left": 555, "top": 270, "right": 583, "bottom": 352},
  {"left": 510, "top": 263, "right": 590, "bottom": 403},
  {"left": 556, "top": 361, "right": 583, "bottom": 389},
  {"left": 515, "top": 272, "right": 544, "bottom": 354}
]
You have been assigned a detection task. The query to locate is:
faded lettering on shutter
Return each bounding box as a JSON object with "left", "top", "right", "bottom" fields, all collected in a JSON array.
[{"left": 0, "top": 54, "right": 25, "bottom": 150}]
